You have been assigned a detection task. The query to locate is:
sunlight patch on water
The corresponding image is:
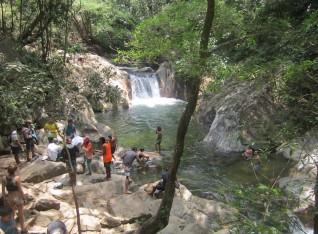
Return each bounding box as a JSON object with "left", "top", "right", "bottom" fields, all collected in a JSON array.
[{"left": 131, "top": 97, "right": 185, "bottom": 107}]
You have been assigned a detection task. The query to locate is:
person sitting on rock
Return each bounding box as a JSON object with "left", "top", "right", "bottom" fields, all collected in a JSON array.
[
  {"left": 64, "top": 119, "right": 76, "bottom": 139},
  {"left": 0, "top": 200, "right": 17, "bottom": 234},
  {"left": 47, "top": 138, "right": 62, "bottom": 161},
  {"left": 148, "top": 169, "right": 169, "bottom": 196},
  {"left": 60, "top": 138, "right": 79, "bottom": 185},
  {"left": 44, "top": 118, "right": 59, "bottom": 143},
  {"left": 242, "top": 146, "right": 255, "bottom": 160},
  {"left": 100, "top": 137, "right": 112, "bottom": 181},
  {"left": 138, "top": 148, "right": 150, "bottom": 166},
  {"left": 121, "top": 147, "right": 142, "bottom": 194},
  {"left": 1, "top": 163, "right": 27, "bottom": 234},
  {"left": 47, "top": 220, "right": 67, "bottom": 234},
  {"left": 82, "top": 136, "right": 93, "bottom": 176}
]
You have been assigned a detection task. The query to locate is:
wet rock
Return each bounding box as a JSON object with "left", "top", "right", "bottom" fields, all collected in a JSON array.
[
  {"left": 19, "top": 160, "right": 67, "bottom": 183},
  {"left": 35, "top": 199, "right": 60, "bottom": 211}
]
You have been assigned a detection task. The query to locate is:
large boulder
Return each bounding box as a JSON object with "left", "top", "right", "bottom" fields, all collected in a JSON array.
[
  {"left": 19, "top": 160, "right": 67, "bottom": 183},
  {"left": 278, "top": 176, "right": 314, "bottom": 212},
  {"left": 196, "top": 79, "right": 280, "bottom": 154},
  {"left": 35, "top": 199, "right": 61, "bottom": 211},
  {"left": 107, "top": 191, "right": 155, "bottom": 224},
  {"left": 156, "top": 62, "right": 189, "bottom": 99},
  {"left": 277, "top": 131, "right": 318, "bottom": 179},
  {"left": 277, "top": 131, "right": 318, "bottom": 212}
]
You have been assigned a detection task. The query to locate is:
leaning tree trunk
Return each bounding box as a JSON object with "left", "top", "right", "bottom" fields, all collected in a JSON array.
[{"left": 137, "top": 0, "right": 215, "bottom": 233}]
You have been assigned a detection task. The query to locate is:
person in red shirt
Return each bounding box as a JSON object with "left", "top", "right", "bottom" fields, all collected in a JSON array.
[
  {"left": 100, "top": 137, "right": 112, "bottom": 181},
  {"left": 82, "top": 136, "right": 93, "bottom": 175}
]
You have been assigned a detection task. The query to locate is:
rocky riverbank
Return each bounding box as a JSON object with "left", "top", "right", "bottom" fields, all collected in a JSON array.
[{"left": 0, "top": 149, "right": 237, "bottom": 234}]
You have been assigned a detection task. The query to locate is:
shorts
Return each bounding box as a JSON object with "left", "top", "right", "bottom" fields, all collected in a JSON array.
[
  {"left": 11, "top": 146, "right": 20, "bottom": 155},
  {"left": 111, "top": 146, "right": 116, "bottom": 154},
  {"left": 156, "top": 140, "right": 161, "bottom": 145},
  {"left": 66, "top": 160, "right": 77, "bottom": 172},
  {"left": 104, "top": 162, "right": 111, "bottom": 168},
  {"left": 6, "top": 193, "right": 24, "bottom": 206},
  {"left": 155, "top": 183, "right": 165, "bottom": 191},
  {"left": 25, "top": 139, "right": 34, "bottom": 150},
  {"left": 123, "top": 165, "right": 131, "bottom": 178}
]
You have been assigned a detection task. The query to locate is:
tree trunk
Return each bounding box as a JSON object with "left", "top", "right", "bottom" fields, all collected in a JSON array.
[
  {"left": 10, "top": 0, "right": 13, "bottom": 31},
  {"left": 1, "top": 1, "right": 6, "bottom": 34},
  {"left": 64, "top": 0, "right": 71, "bottom": 64},
  {"left": 19, "top": 0, "right": 22, "bottom": 35},
  {"left": 137, "top": 0, "right": 215, "bottom": 233}
]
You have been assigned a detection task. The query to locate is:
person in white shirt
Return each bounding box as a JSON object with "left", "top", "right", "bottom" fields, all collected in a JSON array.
[
  {"left": 10, "top": 126, "right": 23, "bottom": 164},
  {"left": 47, "top": 138, "right": 62, "bottom": 161}
]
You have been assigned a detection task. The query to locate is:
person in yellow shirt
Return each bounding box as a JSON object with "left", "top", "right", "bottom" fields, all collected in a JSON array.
[{"left": 44, "top": 118, "right": 59, "bottom": 143}]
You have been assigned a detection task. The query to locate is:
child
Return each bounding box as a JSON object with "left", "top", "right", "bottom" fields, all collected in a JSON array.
[
  {"left": 0, "top": 199, "right": 17, "bottom": 234},
  {"left": 155, "top": 127, "right": 162, "bottom": 154}
]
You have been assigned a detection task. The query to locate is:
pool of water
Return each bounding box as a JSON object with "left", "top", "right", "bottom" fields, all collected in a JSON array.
[{"left": 95, "top": 98, "right": 293, "bottom": 196}]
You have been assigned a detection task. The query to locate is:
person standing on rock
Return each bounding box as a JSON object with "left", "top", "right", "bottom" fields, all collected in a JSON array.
[
  {"left": 22, "top": 120, "right": 35, "bottom": 162},
  {"left": 10, "top": 126, "right": 23, "bottom": 165},
  {"left": 64, "top": 119, "right": 76, "bottom": 139},
  {"left": 155, "top": 126, "right": 162, "bottom": 154},
  {"left": 1, "top": 163, "right": 27, "bottom": 234},
  {"left": 108, "top": 134, "right": 117, "bottom": 161},
  {"left": 44, "top": 118, "right": 59, "bottom": 143},
  {"left": 100, "top": 137, "right": 112, "bottom": 181},
  {"left": 82, "top": 136, "right": 93, "bottom": 176},
  {"left": 60, "top": 138, "right": 79, "bottom": 185},
  {"left": 122, "top": 147, "right": 142, "bottom": 194}
]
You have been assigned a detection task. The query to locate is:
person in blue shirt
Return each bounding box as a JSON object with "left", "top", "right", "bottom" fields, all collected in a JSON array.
[
  {"left": 64, "top": 119, "right": 76, "bottom": 139},
  {"left": 0, "top": 200, "right": 17, "bottom": 234},
  {"left": 148, "top": 169, "right": 169, "bottom": 196}
]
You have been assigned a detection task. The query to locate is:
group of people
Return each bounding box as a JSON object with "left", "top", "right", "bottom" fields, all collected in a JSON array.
[{"left": 3, "top": 118, "right": 165, "bottom": 233}]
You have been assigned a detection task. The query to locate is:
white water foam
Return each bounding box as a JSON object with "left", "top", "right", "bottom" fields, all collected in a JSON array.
[{"left": 131, "top": 97, "right": 184, "bottom": 107}]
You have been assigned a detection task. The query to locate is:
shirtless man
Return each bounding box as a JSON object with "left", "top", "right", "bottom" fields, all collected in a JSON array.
[
  {"left": 242, "top": 146, "right": 255, "bottom": 160},
  {"left": 155, "top": 127, "right": 162, "bottom": 154}
]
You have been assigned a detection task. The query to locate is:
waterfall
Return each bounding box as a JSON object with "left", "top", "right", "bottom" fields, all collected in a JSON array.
[{"left": 130, "top": 73, "right": 161, "bottom": 99}]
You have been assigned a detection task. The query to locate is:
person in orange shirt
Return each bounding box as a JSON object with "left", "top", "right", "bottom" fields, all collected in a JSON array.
[
  {"left": 100, "top": 137, "right": 112, "bottom": 181},
  {"left": 82, "top": 136, "right": 93, "bottom": 176}
]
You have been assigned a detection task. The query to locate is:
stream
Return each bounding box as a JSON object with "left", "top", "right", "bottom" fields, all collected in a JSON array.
[
  {"left": 96, "top": 71, "right": 311, "bottom": 233},
  {"left": 96, "top": 72, "right": 292, "bottom": 194}
]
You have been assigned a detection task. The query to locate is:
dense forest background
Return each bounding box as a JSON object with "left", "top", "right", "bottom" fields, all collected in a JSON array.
[
  {"left": 0, "top": 0, "right": 317, "bottom": 137},
  {"left": 0, "top": 0, "right": 318, "bottom": 232}
]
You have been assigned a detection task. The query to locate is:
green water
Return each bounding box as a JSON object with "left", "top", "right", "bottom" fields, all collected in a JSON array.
[{"left": 95, "top": 100, "right": 293, "bottom": 196}]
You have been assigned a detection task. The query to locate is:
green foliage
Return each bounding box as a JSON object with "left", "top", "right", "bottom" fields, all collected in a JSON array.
[
  {"left": 221, "top": 183, "right": 296, "bottom": 233},
  {"left": 0, "top": 53, "right": 65, "bottom": 127},
  {"left": 82, "top": 69, "right": 121, "bottom": 111}
]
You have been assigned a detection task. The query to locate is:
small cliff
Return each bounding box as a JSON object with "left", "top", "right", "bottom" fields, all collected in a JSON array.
[{"left": 195, "top": 78, "right": 281, "bottom": 154}]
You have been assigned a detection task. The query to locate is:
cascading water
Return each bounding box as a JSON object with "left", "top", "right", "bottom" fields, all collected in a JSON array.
[
  {"left": 129, "top": 72, "right": 180, "bottom": 106},
  {"left": 130, "top": 73, "right": 161, "bottom": 99}
]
